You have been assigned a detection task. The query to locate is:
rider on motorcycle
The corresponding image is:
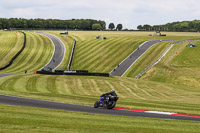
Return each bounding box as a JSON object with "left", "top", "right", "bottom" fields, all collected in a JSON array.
[
  {"left": 94, "top": 89, "right": 118, "bottom": 109},
  {"left": 101, "top": 89, "right": 117, "bottom": 97},
  {"left": 100, "top": 89, "right": 117, "bottom": 105}
]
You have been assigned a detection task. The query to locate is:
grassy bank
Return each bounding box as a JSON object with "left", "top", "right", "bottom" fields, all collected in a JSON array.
[
  {"left": 1, "top": 104, "right": 200, "bottom": 133},
  {"left": 142, "top": 41, "right": 200, "bottom": 88},
  {"left": 0, "top": 32, "right": 54, "bottom": 73},
  {"left": 69, "top": 31, "right": 200, "bottom": 73},
  {"left": 123, "top": 41, "right": 176, "bottom": 77},
  {"left": 0, "top": 74, "right": 200, "bottom": 115},
  {"left": 44, "top": 31, "right": 74, "bottom": 70},
  {"left": 0, "top": 31, "right": 23, "bottom": 68},
  {"left": 1, "top": 31, "right": 200, "bottom": 132}
]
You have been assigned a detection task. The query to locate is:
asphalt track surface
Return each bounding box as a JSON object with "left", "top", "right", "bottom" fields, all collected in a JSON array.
[
  {"left": 1, "top": 38, "right": 200, "bottom": 121},
  {"left": 0, "top": 32, "right": 65, "bottom": 77},
  {"left": 110, "top": 39, "right": 176, "bottom": 76},
  {"left": 0, "top": 73, "right": 21, "bottom": 78},
  {"left": 38, "top": 32, "right": 65, "bottom": 70},
  {"left": 0, "top": 94, "right": 200, "bottom": 121}
]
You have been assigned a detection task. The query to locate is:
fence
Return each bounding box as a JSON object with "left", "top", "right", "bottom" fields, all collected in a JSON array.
[
  {"left": 36, "top": 70, "right": 109, "bottom": 77},
  {"left": 135, "top": 39, "right": 200, "bottom": 79},
  {"left": 67, "top": 39, "right": 76, "bottom": 70}
]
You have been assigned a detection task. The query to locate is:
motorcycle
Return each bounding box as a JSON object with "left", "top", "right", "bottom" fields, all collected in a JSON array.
[{"left": 94, "top": 94, "right": 119, "bottom": 109}]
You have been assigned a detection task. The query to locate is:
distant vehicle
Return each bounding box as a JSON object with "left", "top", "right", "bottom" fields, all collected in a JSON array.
[
  {"left": 96, "top": 35, "right": 100, "bottom": 39},
  {"left": 60, "top": 31, "right": 68, "bottom": 35}
]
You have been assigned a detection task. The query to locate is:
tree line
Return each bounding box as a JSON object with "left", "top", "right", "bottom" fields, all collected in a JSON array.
[
  {"left": 137, "top": 20, "right": 200, "bottom": 32},
  {"left": 108, "top": 23, "right": 123, "bottom": 31},
  {"left": 0, "top": 18, "right": 106, "bottom": 30}
]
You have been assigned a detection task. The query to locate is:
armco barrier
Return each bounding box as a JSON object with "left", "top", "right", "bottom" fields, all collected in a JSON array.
[
  {"left": 36, "top": 70, "right": 109, "bottom": 77},
  {"left": 135, "top": 39, "right": 200, "bottom": 79},
  {"left": 67, "top": 39, "right": 76, "bottom": 70},
  {"left": 0, "top": 32, "right": 26, "bottom": 70}
]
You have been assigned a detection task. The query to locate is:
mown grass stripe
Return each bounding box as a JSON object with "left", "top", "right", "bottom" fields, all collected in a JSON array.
[
  {"left": 47, "top": 75, "right": 59, "bottom": 94},
  {"left": 90, "top": 38, "right": 134, "bottom": 72},
  {"left": 1, "top": 32, "right": 54, "bottom": 73},
  {"left": 3, "top": 32, "right": 36, "bottom": 73},
  {"left": 0, "top": 32, "right": 22, "bottom": 68},
  {"left": 26, "top": 75, "right": 43, "bottom": 92},
  {"left": 0, "top": 31, "right": 18, "bottom": 62},
  {"left": 0, "top": 75, "right": 25, "bottom": 91},
  {"left": 75, "top": 38, "right": 125, "bottom": 67},
  {"left": 76, "top": 38, "right": 117, "bottom": 60},
  {"left": 25, "top": 34, "right": 52, "bottom": 71},
  {"left": 79, "top": 38, "right": 132, "bottom": 71}
]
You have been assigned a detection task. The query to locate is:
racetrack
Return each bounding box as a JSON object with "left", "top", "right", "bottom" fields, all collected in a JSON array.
[
  {"left": 1, "top": 37, "right": 200, "bottom": 121},
  {"left": 38, "top": 32, "right": 65, "bottom": 70},
  {"left": 0, "top": 94, "right": 200, "bottom": 121},
  {"left": 110, "top": 40, "right": 175, "bottom": 76},
  {"left": 0, "top": 73, "right": 21, "bottom": 78}
]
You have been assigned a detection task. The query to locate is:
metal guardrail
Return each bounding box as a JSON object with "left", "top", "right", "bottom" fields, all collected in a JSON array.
[
  {"left": 135, "top": 39, "right": 200, "bottom": 79},
  {"left": 67, "top": 39, "right": 76, "bottom": 70}
]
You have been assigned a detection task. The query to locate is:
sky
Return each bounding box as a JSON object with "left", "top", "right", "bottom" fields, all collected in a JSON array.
[{"left": 0, "top": 0, "right": 200, "bottom": 29}]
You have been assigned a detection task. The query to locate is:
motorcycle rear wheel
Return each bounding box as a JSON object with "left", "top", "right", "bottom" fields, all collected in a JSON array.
[{"left": 107, "top": 101, "right": 116, "bottom": 109}]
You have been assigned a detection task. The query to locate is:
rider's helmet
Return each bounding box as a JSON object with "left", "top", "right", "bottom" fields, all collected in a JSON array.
[{"left": 111, "top": 89, "right": 115, "bottom": 92}]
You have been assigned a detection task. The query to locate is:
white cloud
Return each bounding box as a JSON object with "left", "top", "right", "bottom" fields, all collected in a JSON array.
[{"left": 0, "top": 0, "right": 200, "bottom": 29}]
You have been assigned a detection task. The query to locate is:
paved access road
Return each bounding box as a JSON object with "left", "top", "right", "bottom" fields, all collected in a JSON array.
[
  {"left": 38, "top": 32, "right": 65, "bottom": 70},
  {"left": 110, "top": 40, "right": 175, "bottom": 76},
  {"left": 0, "top": 94, "right": 200, "bottom": 121}
]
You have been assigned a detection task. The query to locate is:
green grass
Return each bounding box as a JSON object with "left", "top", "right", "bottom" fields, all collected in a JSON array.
[
  {"left": 1, "top": 74, "right": 200, "bottom": 115},
  {"left": 70, "top": 31, "right": 152, "bottom": 73},
  {"left": 0, "top": 31, "right": 54, "bottom": 73},
  {"left": 0, "top": 31, "right": 23, "bottom": 68},
  {"left": 44, "top": 31, "right": 74, "bottom": 70},
  {"left": 123, "top": 41, "right": 175, "bottom": 77},
  {"left": 1, "top": 104, "right": 200, "bottom": 133},
  {"left": 1, "top": 31, "right": 200, "bottom": 131},
  {"left": 68, "top": 31, "right": 200, "bottom": 73},
  {"left": 142, "top": 41, "right": 200, "bottom": 88}
]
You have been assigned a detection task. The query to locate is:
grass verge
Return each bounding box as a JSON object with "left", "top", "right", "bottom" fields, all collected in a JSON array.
[
  {"left": 0, "top": 104, "right": 200, "bottom": 133},
  {"left": 0, "top": 74, "right": 200, "bottom": 115}
]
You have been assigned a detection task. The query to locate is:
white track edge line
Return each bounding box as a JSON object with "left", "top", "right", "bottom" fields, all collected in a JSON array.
[
  {"left": 121, "top": 42, "right": 156, "bottom": 77},
  {"left": 109, "top": 41, "right": 148, "bottom": 74},
  {"left": 37, "top": 33, "right": 55, "bottom": 70},
  {"left": 37, "top": 32, "right": 66, "bottom": 70}
]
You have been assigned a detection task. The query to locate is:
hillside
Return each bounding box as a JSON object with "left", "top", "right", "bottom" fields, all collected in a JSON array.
[
  {"left": 1, "top": 31, "right": 200, "bottom": 115},
  {"left": 0, "top": 31, "right": 54, "bottom": 73},
  {"left": 1, "top": 31, "right": 200, "bottom": 133},
  {"left": 69, "top": 31, "right": 200, "bottom": 73},
  {"left": 0, "top": 31, "right": 23, "bottom": 68},
  {"left": 142, "top": 41, "right": 200, "bottom": 89}
]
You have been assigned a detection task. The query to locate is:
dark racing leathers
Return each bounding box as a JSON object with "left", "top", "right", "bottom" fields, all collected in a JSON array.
[
  {"left": 101, "top": 91, "right": 117, "bottom": 97},
  {"left": 100, "top": 91, "right": 117, "bottom": 105}
]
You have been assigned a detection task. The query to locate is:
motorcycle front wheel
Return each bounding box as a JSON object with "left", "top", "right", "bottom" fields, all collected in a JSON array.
[{"left": 94, "top": 101, "right": 100, "bottom": 108}]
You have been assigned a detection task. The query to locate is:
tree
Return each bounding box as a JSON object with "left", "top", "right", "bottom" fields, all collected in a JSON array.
[
  {"left": 108, "top": 23, "right": 115, "bottom": 30},
  {"left": 0, "top": 18, "right": 106, "bottom": 30},
  {"left": 116, "top": 24, "right": 123, "bottom": 31},
  {"left": 92, "top": 24, "right": 102, "bottom": 30},
  {"left": 137, "top": 25, "right": 143, "bottom": 30},
  {"left": 143, "top": 24, "right": 151, "bottom": 31}
]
